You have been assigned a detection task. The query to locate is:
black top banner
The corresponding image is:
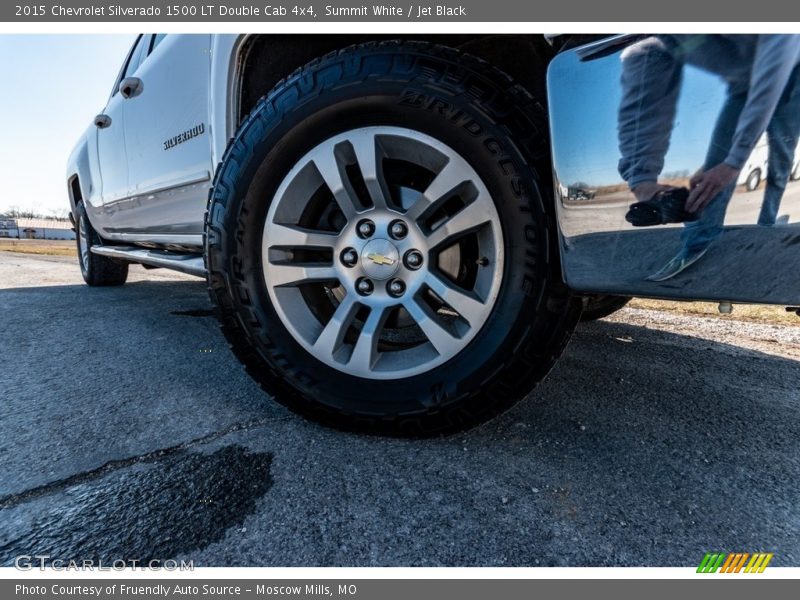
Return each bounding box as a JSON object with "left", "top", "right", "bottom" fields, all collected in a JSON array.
[{"left": 4, "top": 0, "right": 800, "bottom": 22}]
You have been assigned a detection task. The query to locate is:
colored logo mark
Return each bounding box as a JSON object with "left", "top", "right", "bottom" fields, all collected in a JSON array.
[
  {"left": 366, "top": 252, "right": 396, "bottom": 266},
  {"left": 697, "top": 552, "right": 774, "bottom": 573}
]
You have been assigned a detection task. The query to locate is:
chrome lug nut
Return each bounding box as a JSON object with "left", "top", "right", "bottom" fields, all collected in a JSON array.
[
  {"left": 356, "top": 277, "right": 374, "bottom": 296},
  {"left": 404, "top": 249, "right": 424, "bottom": 270},
  {"left": 387, "top": 278, "right": 406, "bottom": 297},
  {"left": 357, "top": 219, "right": 375, "bottom": 238},
  {"left": 389, "top": 220, "right": 408, "bottom": 240},
  {"left": 340, "top": 247, "right": 358, "bottom": 268}
]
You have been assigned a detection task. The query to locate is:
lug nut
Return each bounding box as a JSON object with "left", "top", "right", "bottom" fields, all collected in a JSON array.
[
  {"left": 387, "top": 278, "right": 406, "bottom": 297},
  {"left": 404, "top": 249, "right": 424, "bottom": 270},
  {"left": 340, "top": 247, "right": 358, "bottom": 268},
  {"left": 389, "top": 220, "right": 408, "bottom": 240},
  {"left": 356, "top": 277, "right": 374, "bottom": 296},
  {"left": 357, "top": 219, "right": 375, "bottom": 238}
]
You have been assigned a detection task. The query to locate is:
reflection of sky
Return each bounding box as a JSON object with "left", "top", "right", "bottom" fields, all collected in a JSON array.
[{"left": 548, "top": 50, "right": 727, "bottom": 187}]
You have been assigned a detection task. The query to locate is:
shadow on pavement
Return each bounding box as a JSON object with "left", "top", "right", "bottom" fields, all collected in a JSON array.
[{"left": 0, "top": 280, "right": 797, "bottom": 566}]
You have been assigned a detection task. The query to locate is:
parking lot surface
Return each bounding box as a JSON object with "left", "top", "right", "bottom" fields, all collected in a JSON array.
[{"left": 1, "top": 251, "right": 798, "bottom": 566}]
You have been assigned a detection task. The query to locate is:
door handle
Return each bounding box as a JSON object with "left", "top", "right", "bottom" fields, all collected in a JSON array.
[
  {"left": 94, "top": 114, "right": 112, "bottom": 129},
  {"left": 119, "top": 76, "right": 144, "bottom": 99}
]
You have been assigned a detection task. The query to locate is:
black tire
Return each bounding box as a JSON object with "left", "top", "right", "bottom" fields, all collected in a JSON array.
[
  {"left": 75, "top": 202, "right": 128, "bottom": 286},
  {"left": 745, "top": 169, "right": 761, "bottom": 192},
  {"left": 205, "top": 41, "right": 581, "bottom": 436},
  {"left": 580, "top": 295, "right": 632, "bottom": 322}
]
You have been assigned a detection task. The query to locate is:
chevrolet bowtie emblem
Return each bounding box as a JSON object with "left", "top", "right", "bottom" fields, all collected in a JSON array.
[{"left": 366, "top": 252, "right": 395, "bottom": 266}]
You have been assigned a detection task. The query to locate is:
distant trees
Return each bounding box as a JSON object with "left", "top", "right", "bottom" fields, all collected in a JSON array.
[{"left": 0, "top": 206, "right": 70, "bottom": 222}]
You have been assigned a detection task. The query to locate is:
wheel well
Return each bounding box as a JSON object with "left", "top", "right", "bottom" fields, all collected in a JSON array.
[
  {"left": 236, "top": 34, "right": 554, "bottom": 125},
  {"left": 67, "top": 175, "right": 82, "bottom": 214}
]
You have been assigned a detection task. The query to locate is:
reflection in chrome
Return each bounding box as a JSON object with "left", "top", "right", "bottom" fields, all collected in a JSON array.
[
  {"left": 261, "top": 127, "right": 504, "bottom": 379},
  {"left": 548, "top": 35, "right": 800, "bottom": 304}
]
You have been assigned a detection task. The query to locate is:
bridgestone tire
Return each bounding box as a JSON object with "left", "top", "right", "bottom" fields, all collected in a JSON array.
[
  {"left": 205, "top": 41, "right": 581, "bottom": 436},
  {"left": 76, "top": 202, "right": 128, "bottom": 287}
]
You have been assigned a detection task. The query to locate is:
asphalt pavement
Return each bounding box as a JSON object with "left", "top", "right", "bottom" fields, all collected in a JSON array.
[{"left": 1, "top": 251, "right": 799, "bottom": 567}]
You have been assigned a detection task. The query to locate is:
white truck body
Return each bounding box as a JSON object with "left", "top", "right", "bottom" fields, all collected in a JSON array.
[{"left": 67, "top": 34, "right": 243, "bottom": 248}]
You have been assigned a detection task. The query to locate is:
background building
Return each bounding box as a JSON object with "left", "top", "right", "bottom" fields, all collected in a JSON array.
[{"left": 0, "top": 216, "right": 74, "bottom": 240}]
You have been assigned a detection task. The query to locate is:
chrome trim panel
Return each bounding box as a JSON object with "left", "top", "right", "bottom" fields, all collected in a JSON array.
[
  {"left": 548, "top": 35, "right": 800, "bottom": 305},
  {"left": 130, "top": 170, "right": 210, "bottom": 198}
]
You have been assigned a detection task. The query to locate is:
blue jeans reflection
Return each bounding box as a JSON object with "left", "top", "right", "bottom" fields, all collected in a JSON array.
[
  {"left": 759, "top": 76, "right": 800, "bottom": 225},
  {"left": 681, "top": 65, "right": 800, "bottom": 256}
]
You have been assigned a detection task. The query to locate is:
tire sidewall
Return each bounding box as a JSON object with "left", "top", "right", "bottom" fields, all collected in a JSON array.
[{"left": 76, "top": 202, "right": 92, "bottom": 281}]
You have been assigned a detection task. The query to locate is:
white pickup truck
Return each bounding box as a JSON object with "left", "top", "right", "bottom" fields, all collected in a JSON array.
[{"left": 67, "top": 34, "right": 800, "bottom": 435}]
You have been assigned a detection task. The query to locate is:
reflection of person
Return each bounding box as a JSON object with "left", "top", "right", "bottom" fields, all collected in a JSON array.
[
  {"left": 759, "top": 115, "right": 800, "bottom": 225},
  {"left": 617, "top": 35, "right": 800, "bottom": 281}
]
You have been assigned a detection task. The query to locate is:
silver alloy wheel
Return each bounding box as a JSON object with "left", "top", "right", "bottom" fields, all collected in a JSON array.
[
  {"left": 78, "top": 214, "right": 90, "bottom": 272},
  {"left": 262, "top": 127, "right": 504, "bottom": 379}
]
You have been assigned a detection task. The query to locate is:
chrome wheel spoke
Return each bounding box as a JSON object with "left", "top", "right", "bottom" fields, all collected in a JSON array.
[
  {"left": 402, "top": 298, "right": 460, "bottom": 355},
  {"left": 348, "top": 305, "right": 387, "bottom": 371},
  {"left": 313, "top": 294, "right": 358, "bottom": 359},
  {"left": 350, "top": 131, "right": 389, "bottom": 210},
  {"left": 311, "top": 149, "right": 360, "bottom": 220},
  {"left": 406, "top": 159, "right": 471, "bottom": 220},
  {"left": 424, "top": 272, "right": 487, "bottom": 327},
  {"left": 269, "top": 264, "right": 338, "bottom": 287},
  {"left": 267, "top": 223, "right": 338, "bottom": 249},
  {"left": 426, "top": 196, "right": 494, "bottom": 249}
]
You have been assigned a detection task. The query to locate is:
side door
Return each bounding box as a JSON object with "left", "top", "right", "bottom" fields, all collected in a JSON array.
[
  {"left": 121, "top": 34, "right": 213, "bottom": 242},
  {"left": 95, "top": 35, "right": 150, "bottom": 208}
]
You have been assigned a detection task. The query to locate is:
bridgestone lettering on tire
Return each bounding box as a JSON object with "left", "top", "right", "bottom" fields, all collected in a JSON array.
[{"left": 205, "top": 41, "right": 581, "bottom": 436}]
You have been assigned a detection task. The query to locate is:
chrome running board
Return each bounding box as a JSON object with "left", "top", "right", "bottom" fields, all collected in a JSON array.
[{"left": 91, "top": 246, "right": 206, "bottom": 278}]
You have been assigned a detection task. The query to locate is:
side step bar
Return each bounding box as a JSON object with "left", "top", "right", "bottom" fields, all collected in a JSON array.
[{"left": 91, "top": 246, "right": 206, "bottom": 278}]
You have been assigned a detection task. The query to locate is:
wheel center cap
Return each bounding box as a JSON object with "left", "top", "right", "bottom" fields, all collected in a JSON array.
[{"left": 361, "top": 239, "right": 400, "bottom": 280}]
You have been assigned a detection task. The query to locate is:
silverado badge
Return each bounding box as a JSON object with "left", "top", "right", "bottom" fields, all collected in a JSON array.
[{"left": 163, "top": 123, "right": 205, "bottom": 151}]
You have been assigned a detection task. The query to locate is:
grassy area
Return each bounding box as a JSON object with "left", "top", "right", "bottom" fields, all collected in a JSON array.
[
  {"left": 0, "top": 238, "right": 76, "bottom": 256},
  {"left": 630, "top": 298, "right": 799, "bottom": 326}
]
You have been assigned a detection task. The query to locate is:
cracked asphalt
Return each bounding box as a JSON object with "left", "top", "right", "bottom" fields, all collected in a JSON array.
[{"left": 1, "top": 251, "right": 799, "bottom": 566}]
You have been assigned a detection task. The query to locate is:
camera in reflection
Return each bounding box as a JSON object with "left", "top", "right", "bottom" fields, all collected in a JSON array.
[{"left": 625, "top": 188, "right": 699, "bottom": 227}]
